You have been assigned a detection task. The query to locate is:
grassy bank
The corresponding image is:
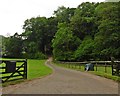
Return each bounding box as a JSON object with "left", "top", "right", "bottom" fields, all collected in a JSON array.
[
  {"left": 1, "top": 58, "right": 53, "bottom": 87},
  {"left": 54, "top": 62, "right": 120, "bottom": 82}
]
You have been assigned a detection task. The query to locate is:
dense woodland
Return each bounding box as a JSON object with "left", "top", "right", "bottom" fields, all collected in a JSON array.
[{"left": 1, "top": 2, "right": 120, "bottom": 61}]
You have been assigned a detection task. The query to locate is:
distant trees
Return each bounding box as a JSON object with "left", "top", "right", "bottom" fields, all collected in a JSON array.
[
  {"left": 21, "top": 16, "right": 57, "bottom": 59},
  {"left": 4, "top": 33, "right": 23, "bottom": 58},
  {"left": 0, "top": 35, "right": 6, "bottom": 57},
  {"left": 3, "top": 2, "right": 120, "bottom": 60}
]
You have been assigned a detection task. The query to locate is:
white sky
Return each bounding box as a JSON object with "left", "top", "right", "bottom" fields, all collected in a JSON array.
[{"left": 0, "top": 0, "right": 105, "bottom": 37}]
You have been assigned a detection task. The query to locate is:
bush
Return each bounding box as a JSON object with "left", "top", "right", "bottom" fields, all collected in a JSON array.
[
  {"left": 34, "top": 52, "right": 47, "bottom": 59},
  {"left": 22, "top": 52, "right": 47, "bottom": 59}
]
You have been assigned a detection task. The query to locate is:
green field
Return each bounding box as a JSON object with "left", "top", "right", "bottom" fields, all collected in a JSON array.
[
  {"left": 54, "top": 62, "right": 120, "bottom": 82},
  {"left": 0, "top": 58, "right": 53, "bottom": 86}
]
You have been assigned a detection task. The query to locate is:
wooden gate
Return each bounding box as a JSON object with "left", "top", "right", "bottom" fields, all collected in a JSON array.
[{"left": 0, "top": 59, "right": 27, "bottom": 83}]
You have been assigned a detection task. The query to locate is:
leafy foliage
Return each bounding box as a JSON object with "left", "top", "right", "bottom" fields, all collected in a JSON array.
[
  {"left": 3, "top": 2, "right": 120, "bottom": 61},
  {"left": 74, "top": 36, "right": 94, "bottom": 61},
  {"left": 52, "top": 23, "right": 81, "bottom": 61},
  {"left": 4, "top": 33, "right": 23, "bottom": 58}
]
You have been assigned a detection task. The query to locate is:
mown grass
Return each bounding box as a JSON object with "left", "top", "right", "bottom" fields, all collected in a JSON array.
[
  {"left": 54, "top": 62, "right": 120, "bottom": 82},
  {"left": 27, "top": 59, "right": 52, "bottom": 80},
  {"left": 0, "top": 58, "right": 53, "bottom": 87}
]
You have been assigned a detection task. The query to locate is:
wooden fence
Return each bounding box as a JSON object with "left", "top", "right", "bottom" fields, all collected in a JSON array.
[
  {"left": 56, "top": 61, "right": 120, "bottom": 76},
  {"left": 0, "top": 59, "right": 27, "bottom": 83}
]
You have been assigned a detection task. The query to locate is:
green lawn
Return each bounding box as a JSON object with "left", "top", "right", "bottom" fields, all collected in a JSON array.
[
  {"left": 54, "top": 62, "right": 120, "bottom": 82},
  {"left": 0, "top": 58, "right": 53, "bottom": 86},
  {"left": 27, "top": 59, "right": 52, "bottom": 79}
]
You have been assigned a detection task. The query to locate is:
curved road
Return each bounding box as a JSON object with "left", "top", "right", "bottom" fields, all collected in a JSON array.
[{"left": 3, "top": 58, "right": 118, "bottom": 94}]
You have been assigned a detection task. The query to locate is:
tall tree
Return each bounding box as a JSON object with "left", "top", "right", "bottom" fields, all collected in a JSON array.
[
  {"left": 52, "top": 23, "right": 81, "bottom": 61},
  {"left": 22, "top": 16, "right": 58, "bottom": 58},
  {"left": 5, "top": 33, "right": 23, "bottom": 58},
  {"left": 93, "top": 2, "right": 120, "bottom": 60},
  {"left": 23, "top": 17, "right": 48, "bottom": 54}
]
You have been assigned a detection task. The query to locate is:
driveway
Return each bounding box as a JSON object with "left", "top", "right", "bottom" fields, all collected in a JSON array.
[{"left": 2, "top": 58, "right": 118, "bottom": 95}]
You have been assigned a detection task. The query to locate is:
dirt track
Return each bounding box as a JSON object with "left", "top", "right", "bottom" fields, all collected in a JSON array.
[{"left": 2, "top": 58, "right": 118, "bottom": 94}]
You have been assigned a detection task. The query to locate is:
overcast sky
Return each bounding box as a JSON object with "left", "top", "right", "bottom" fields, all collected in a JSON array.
[{"left": 0, "top": 0, "right": 106, "bottom": 36}]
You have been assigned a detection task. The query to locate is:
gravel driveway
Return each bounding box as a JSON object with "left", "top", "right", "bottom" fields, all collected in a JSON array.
[{"left": 2, "top": 58, "right": 118, "bottom": 95}]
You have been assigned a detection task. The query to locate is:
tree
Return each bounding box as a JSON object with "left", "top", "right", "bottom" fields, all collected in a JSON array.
[
  {"left": 22, "top": 17, "right": 48, "bottom": 56},
  {"left": 5, "top": 33, "right": 23, "bottom": 58},
  {"left": 0, "top": 35, "right": 6, "bottom": 57},
  {"left": 93, "top": 2, "right": 120, "bottom": 60},
  {"left": 3, "top": 2, "right": 119, "bottom": 61},
  {"left": 52, "top": 23, "right": 81, "bottom": 61},
  {"left": 22, "top": 16, "right": 58, "bottom": 58},
  {"left": 54, "top": 6, "right": 76, "bottom": 23},
  {"left": 70, "top": 2, "right": 98, "bottom": 40}
]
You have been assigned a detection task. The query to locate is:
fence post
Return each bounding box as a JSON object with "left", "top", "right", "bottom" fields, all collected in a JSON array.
[
  {"left": 24, "top": 59, "right": 27, "bottom": 79},
  {"left": 111, "top": 64, "right": 113, "bottom": 75},
  {"left": 96, "top": 63, "right": 97, "bottom": 71},
  {"left": 105, "top": 62, "right": 107, "bottom": 73},
  {"left": 111, "top": 57, "right": 116, "bottom": 75}
]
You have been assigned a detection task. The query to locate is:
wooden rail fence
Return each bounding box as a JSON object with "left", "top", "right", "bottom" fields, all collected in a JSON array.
[
  {"left": 0, "top": 59, "right": 27, "bottom": 83},
  {"left": 56, "top": 61, "right": 120, "bottom": 76}
]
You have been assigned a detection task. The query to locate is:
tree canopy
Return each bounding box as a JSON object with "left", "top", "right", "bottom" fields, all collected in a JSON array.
[{"left": 2, "top": 2, "right": 120, "bottom": 61}]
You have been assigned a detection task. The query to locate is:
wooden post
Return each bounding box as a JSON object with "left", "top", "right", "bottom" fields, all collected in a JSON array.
[
  {"left": 96, "top": 63, "right": 97, "bottom": 71},
  {"left": 24, "top": 59, "right": 27, "bottom": 79},
  {"left": 111, "top": 57, "right": 115, "bottom": 75},
  {"left": 116, "top": 63, "right": 119, "bottom": 76},
  {"left": 111, "top": 64, "right": 114, "bottom": 75},
  {"left": 105, "top": 62, "right": 107, "bottom": 73}
]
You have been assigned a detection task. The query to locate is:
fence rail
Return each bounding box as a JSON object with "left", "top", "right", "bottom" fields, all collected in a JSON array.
[{"left": 0, "top": 59, "right": 27, "bottom": 83}]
